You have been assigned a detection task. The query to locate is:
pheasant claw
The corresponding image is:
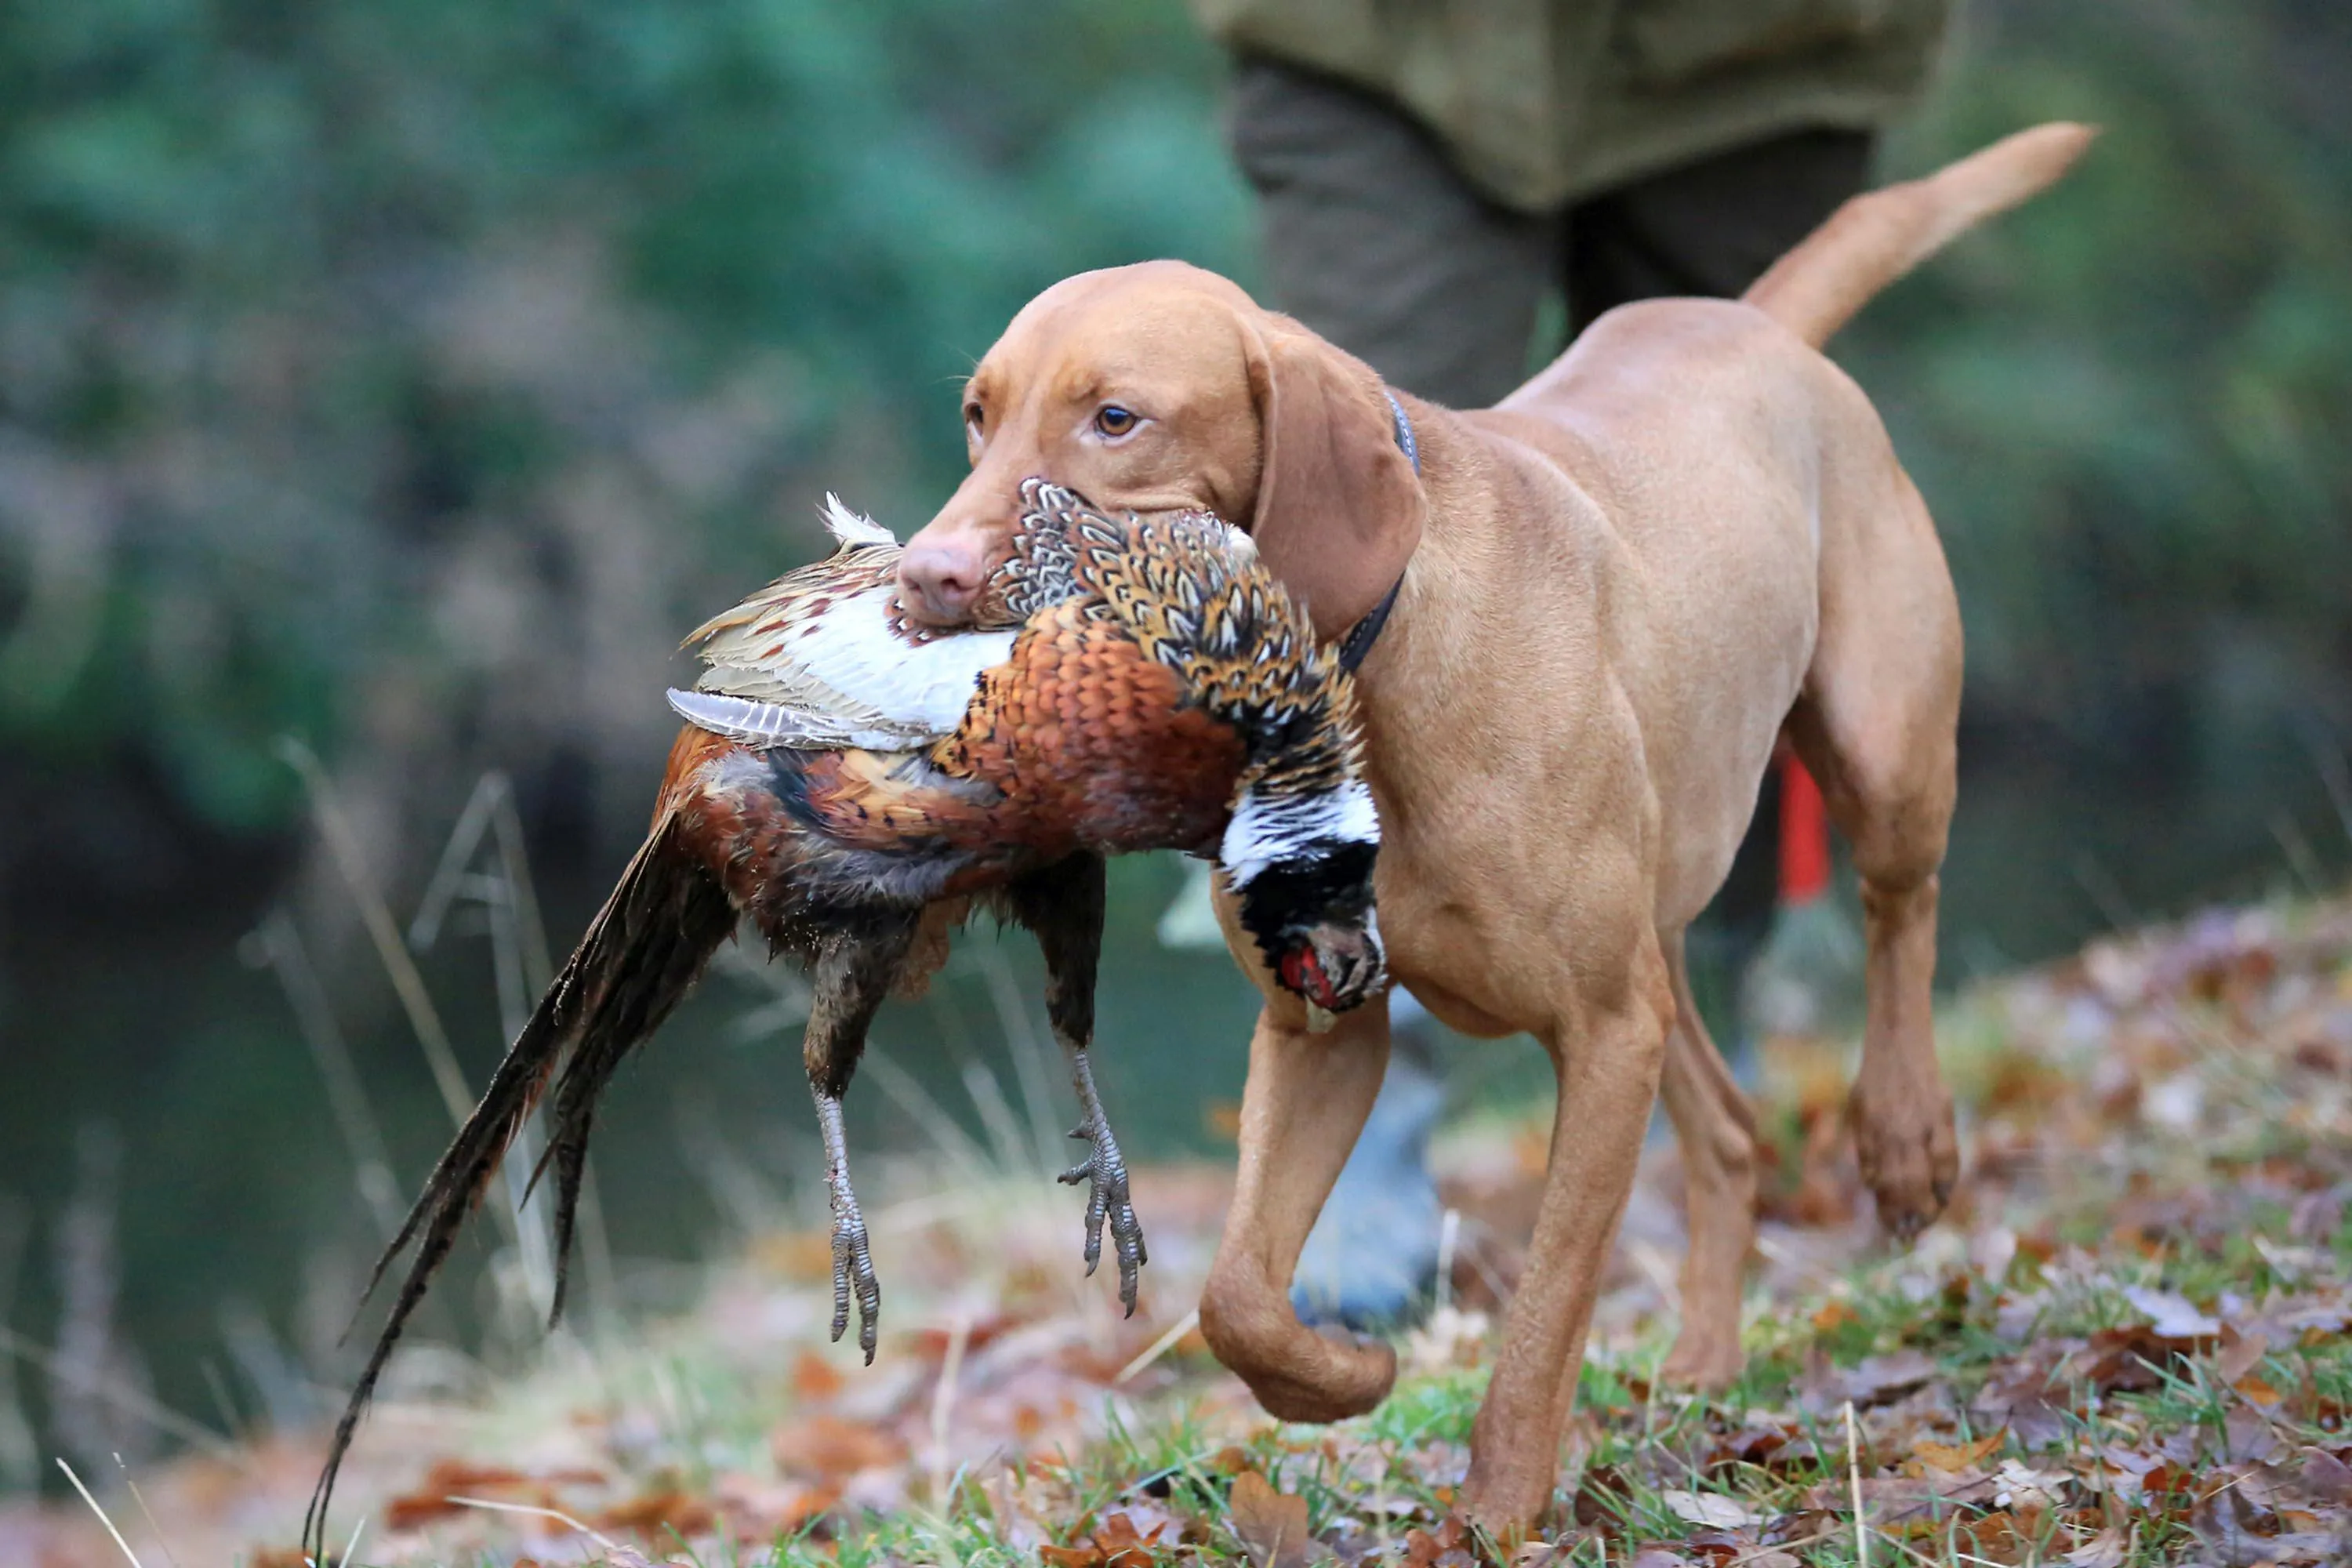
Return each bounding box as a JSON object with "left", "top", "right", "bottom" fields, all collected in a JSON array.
[
  {"left": 815, "top": 1090, "right": 881, "bottom": 1362},
  {"left": 1057, "top": 1051, "right": 1147, "bottom": 1315}
]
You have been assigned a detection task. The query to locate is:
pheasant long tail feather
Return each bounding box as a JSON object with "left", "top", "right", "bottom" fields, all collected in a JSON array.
[{"left": 303, "top": 812, "right": 735, "bottom": 1563}]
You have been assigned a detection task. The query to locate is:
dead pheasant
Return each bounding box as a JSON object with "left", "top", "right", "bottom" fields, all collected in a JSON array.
[{"left": 305, "top": 478, "right": 1384, "bottom": 1557}]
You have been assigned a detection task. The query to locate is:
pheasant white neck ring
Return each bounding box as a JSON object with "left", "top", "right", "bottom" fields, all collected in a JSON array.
[{"left": 1221, "top": 778, "right": 1386, "bottom": 1021}]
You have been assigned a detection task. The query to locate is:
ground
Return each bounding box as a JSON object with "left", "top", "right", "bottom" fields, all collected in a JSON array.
[{"left": 9, "top": 895, "right": 2352, "bottom": 1567}]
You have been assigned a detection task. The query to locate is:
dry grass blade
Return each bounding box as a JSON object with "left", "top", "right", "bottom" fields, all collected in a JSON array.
[
  {"left": 1114, "top": 1308, "right": 1200, "bottom": 1385},
  {"left": 485, "top": 771, "right": 554, "bottom": 994},
  {"left": 247, "top": 909, "right": 405, "bottom": 1235},
  {"left": 927, "top": 1311, "right": 972, "bottom": 1498},
  {"left": 111, "top": 1454, "right": 183, "bottom": 1568},
  {"left": 1844, "top": 1399, "right": 1866, "bottom": 1568},
  {"left": 445, "top": 1494, "right": 623, "bottom": 1552},
  {"left": 862, "top": 1047, "right": 996, "bottom": 1180},
  {"left": 964, "top": 942, "right": 1065, "bottom": 1170},
  {"left": 56, "top": 1457, "right": 143, "bottom": 1567},
  {"left": 0, "top": 1329, "right": 244, "bottom": 1468},
  {"left": 277, "top": 738, "right": 474, "bottom": 1129},
  {"left": 405, "top": 771, "right": 507, "bottom": 955}
]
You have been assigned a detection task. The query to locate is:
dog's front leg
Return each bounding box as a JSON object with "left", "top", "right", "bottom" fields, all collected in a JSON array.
[
  {"left": 1464, "top": 931, "right": 1675, "bottom": 1537},
  {"left": 1200, "top": 996, "right": 1398, "bottom": 1421}
]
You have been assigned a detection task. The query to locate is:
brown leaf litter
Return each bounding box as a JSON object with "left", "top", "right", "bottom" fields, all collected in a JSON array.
[{"left": 9, "top": 897, "right": 2352, "bottom": 1563}]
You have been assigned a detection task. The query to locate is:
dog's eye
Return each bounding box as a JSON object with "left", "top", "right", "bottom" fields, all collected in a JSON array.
[
  {"left": 1094, "top": 404, "right": 1138, "bottom": 438},
  {"left": 964, "top": 405, "right": 984, "bottom": 442}
]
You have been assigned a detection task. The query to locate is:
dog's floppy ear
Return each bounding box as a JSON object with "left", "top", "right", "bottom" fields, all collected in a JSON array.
[{"left": 1240, "top": 314, "right": 1425, "bottom": 643}]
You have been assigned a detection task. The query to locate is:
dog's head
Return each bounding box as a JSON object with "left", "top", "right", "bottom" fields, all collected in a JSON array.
[{"left": 896, "top": 261, "right": 1424, "bottom": 642}]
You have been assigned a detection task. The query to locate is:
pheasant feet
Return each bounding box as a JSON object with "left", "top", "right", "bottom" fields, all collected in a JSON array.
[
  {"left": 1058, "top": 1048, "right": 1147, "bottom": 1315},
  {"left": 815, "top": 1091, "right": 881, "bottom": 1362}
]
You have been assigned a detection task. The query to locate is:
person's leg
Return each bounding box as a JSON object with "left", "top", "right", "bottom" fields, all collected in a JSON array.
[
  {"left": 1290, "top": 990, "right": 1447, "bottom": 1329},
  {"left": 1564, "top": 126, "right": 1875, "bottom": 331},
  {"left": 1229, "top": 55, "right": 1555, "bottom": 409}
]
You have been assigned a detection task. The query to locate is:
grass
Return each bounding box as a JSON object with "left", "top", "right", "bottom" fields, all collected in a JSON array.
[
  {"left": 11, "top": 766, "right": 2352, "bottom": 1566},
  {"left": 236, "top": 874, "right": 2349, "bottom": 1566}
]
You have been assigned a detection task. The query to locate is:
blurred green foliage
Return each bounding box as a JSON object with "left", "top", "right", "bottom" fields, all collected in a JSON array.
[
  {"left": 0, "top": 0, "right": 2345, "bottom": 852},
  {"left": 1854, "top": 3, "right": 2351, "bottom": 773},
  {"left": 0, "top": 0, "right": 1253, "bottom": 837}
]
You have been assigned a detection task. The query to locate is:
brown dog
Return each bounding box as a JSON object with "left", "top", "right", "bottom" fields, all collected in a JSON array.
[{"left": 897, "top": 125, "right": 2092, "bottom": 1531}]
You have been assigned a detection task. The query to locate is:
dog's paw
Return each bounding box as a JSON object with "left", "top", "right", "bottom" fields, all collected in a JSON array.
[
  {"left": 1848, "top": 1077, "right": 1958, "bottom": 1240},
  {"left": 1659, "top": 1327, "right": 1746, "bottom": 1392}
]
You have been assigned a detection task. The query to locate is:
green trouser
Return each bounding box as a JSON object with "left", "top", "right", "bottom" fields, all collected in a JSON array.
[
  {"left": 1229, "top": 53, "right": 1874, "bottom": 405},
  {"left": 1229, "top": 55, "right": 1868, "bottom": 1042}
]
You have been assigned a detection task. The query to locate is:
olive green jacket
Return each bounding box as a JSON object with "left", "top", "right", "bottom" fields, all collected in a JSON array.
[{"left": 1192, "top": 0, "right": 1951, "bottom": 211}]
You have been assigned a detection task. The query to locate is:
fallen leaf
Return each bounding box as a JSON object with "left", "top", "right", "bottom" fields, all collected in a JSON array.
[
  {"left": 1972, "top": 1225, "right": 2020, "bottom": 1285},
  {"left": 2191, "top": 1472, "right": 2285, "bottom": 1564},
  {"left": 2225, "top": 1403, "right": 2281, "bottom": 1462},
  {"left": 1092, "top": 1510, "right": 1167, "bottom": 1568},
  {"left": 1399, "top": 1516, "right": 1475, "bottom": 1568},
  {"left": 2237, "top": 1374, "right": 2283, "bottom": 1406},
  {"left": 2215, "top": 1328, "right": 2270, "bottom": 1386},
  {"left": 1957, "top": 1509, "right": 2027, "bottom": 1561},
  {"left": 1840, "top": 1348, "right": 1940, "bottom": 1407},
  {"left": 793, "top": 1348, "right": 845, "bottom": 1403},
  {"left": 1657, "top": 1489, "right": 1759, "bottom": 1528},
  {"left": 2123, "top": 1286, "right": 2222, "bottom": 1340},
  {"left": 382, "top": 1458, "right": 551, "bottom": 1530},
  {"left": 771, "top": 1411, "right": 905, "bottom": 1479},
  {"left": 1804, "top": 1473, "right": 1994, "bottom": 1527},
  {"left": 1573, "top": 1462, "right": 1631, "bottom": 1525},
  {"left": 1231, "top": 1470, "right": 1334, "bottom": 1568},
  {"left": 1915, "top": 1431, "right": 2005, "bottom": 1474},
  {"left": 2074, "top": 1323, "right": 2215, "bottom": 1391},
  {"left": 2063, "top": 1529, "right": 2128, "bottom": 1568},
  {"left": 2300, "top": 1447, "right": 2352, "bottom": 1502},
  {"left": 593, "top": 1489, "right": 714, "bottom": 1538}
]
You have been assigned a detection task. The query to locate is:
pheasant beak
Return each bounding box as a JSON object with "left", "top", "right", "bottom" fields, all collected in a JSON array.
[{"left": 1276, "top": 919, "right": 1386, "bottom": 1018}]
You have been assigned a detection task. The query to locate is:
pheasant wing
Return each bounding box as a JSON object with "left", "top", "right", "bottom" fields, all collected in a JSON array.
[{"left": 681, "top": 498, "right": 1017, "bottom": 750}]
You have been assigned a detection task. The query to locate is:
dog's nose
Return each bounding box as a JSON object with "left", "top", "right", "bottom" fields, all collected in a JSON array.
[{"left": 896, "top": 534, "right": 987, "bottom": 626}]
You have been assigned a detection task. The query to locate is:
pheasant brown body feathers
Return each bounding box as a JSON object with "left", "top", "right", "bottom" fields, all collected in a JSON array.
[{"left": 666, "top": 478, "right": 1374, "bottom": 936}]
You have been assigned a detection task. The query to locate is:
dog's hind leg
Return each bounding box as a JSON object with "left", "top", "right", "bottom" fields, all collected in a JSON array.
[
  {"left": 1789, "top": 454, "right": 1962, "bottom": 1238},
  {"left": 1656, "top": 925, "right": 1757, "bottom": 1389}
]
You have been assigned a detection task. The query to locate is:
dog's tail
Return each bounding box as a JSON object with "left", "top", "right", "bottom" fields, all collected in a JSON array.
[{"left": 1744, "top": 122, "right": 2096, "bottom": 350}]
